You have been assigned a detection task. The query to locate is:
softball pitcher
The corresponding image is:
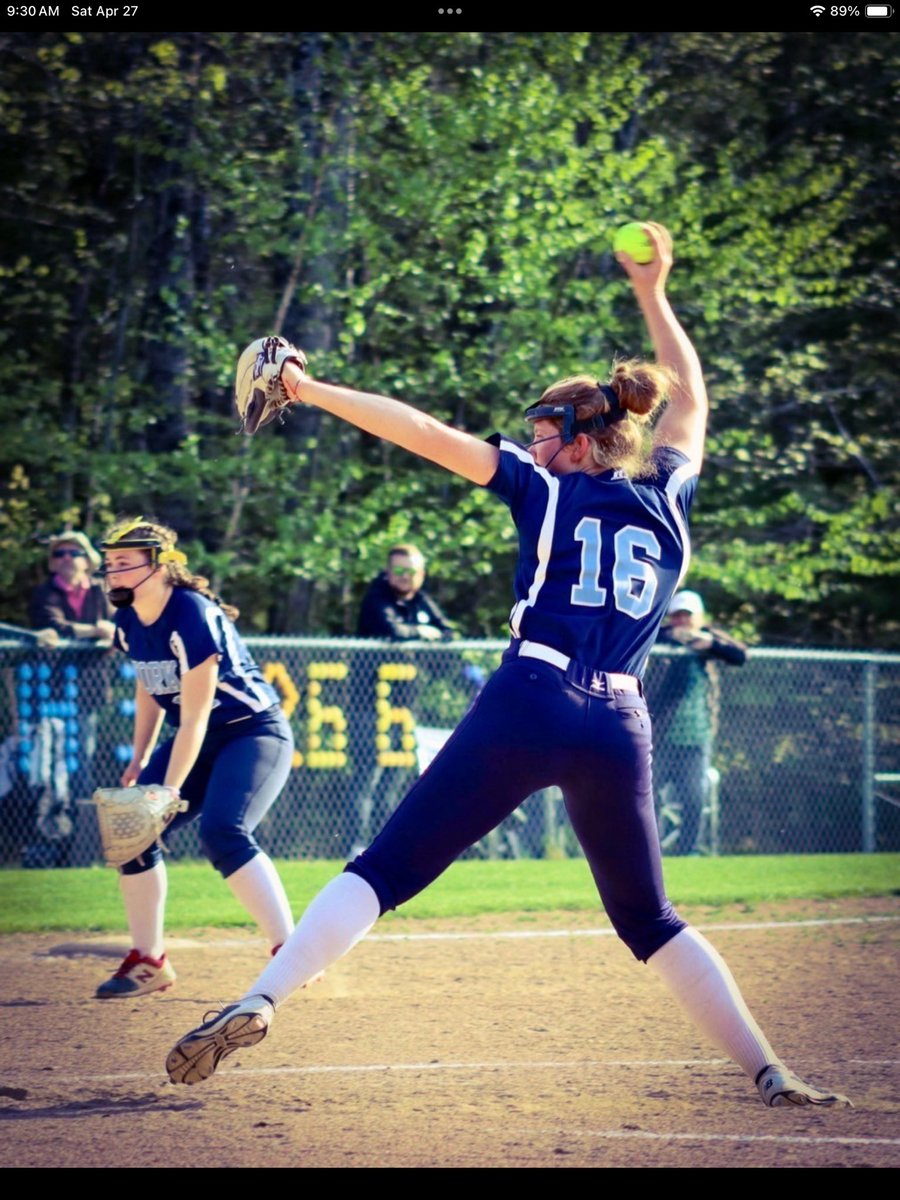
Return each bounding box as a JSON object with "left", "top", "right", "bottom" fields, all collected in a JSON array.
[{"left": 166, "top": 224, "right": 849, "bottom": 1109}]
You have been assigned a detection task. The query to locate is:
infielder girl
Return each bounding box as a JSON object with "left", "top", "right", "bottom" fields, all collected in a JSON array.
[
  {"left": 167, "top": 224, "right": 849, "bottom": 1108},
  {"left": 96, "top": 518, "right": 295, "bottom": 998}
]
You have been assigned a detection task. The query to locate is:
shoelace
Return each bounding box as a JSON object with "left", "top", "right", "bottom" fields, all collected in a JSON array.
[{"left": 201, "top": 1005, "right": 233, "bottom": 1025}]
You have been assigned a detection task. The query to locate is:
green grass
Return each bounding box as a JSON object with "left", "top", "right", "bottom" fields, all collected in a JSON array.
[{"left": 0, "top": 854, "right": 898, "bottom": 934}]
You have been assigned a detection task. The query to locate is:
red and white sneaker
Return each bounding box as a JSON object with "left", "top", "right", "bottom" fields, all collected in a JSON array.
[{"left": 96, "top": 949, "right": 176, "bottom": 999}]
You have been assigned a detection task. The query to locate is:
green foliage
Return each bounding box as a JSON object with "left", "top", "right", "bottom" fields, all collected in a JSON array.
[{"left": 0, "top": 32, "right": 896, "bottom": 644}]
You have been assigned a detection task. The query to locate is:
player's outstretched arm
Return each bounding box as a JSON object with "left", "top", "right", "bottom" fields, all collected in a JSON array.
[
  {"left": 281, "top": 364, "right": 499, "bottom": 486},
  {"left": 615, "top": 222, "right": 708, "bottom": 469}
]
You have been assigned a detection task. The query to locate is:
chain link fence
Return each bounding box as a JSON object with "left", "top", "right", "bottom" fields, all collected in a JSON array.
[{"left": 1, "top": 635, "right": 898, "bottom": 868}]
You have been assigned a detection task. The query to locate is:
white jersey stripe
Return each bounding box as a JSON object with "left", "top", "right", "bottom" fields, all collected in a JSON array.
[
  {"left": 216, "top": 610, "right": 273, "bottom": 711},
  {"left": 498, "top": 439, "right": 560, "bottom": 637},
  {"left": 663, "top": 459, "right": 696, "bottom": 589},
  {"left": 216, "top": 678, "right": 271, "bottom": 713},
  {"left": 169, "top": 630, "right": 189, "bottom": 676}
]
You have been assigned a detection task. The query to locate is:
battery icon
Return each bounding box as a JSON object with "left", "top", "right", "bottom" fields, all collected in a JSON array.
[{"left": 865, "top": 4, "right": 893, "bottom": 14}]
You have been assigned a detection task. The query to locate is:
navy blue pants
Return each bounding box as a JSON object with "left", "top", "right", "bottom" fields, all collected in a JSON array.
[
  {"left": 347, "top": 657, "right": 686, "bottom": 962},
  {"left": 122, "top": 707, "right": 294, "bottom": 878}
]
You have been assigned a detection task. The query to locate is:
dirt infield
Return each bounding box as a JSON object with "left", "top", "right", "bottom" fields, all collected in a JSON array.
[{"left": 1, "top": 896, "right": 898, "bottom": 1169}]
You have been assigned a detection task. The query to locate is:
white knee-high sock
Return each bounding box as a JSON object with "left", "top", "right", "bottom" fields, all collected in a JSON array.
[
  {"left": 119, "top": 862, "right": 167, "bottom": 960},
  {"left": 241, "top": 872, "right": 380, "bottom": 1006},
  {"left": 647, "top": 926, "right": 780, "bottom": 1079},
  {"left": 225, "top": 853, "right": 294, "bottom": 948}
]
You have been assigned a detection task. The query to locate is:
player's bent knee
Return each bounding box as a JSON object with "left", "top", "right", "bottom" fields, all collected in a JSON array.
[
  {"left": 615, "top": 914, "right": 688, "bottom": 963},
  {"left": 344, "top": 859, "right": 395, "bottom": 916},
  {"left": 119, "top": 845, "right": 164, "bottom": 875},
  {"left": 200, "top": 824, "right": 259, "bottom": 877}
]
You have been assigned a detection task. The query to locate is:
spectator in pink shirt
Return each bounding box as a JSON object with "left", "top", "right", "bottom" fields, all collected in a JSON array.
[{"left": 29, "top": 531, "right": 114, "bottom": 642}]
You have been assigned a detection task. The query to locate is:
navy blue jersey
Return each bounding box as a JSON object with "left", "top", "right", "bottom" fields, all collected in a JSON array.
[
  {"left": 485, "top": 436, "right": 699, "bottom": 677},
  {"left": 113, "top": 588, "right": 279, "bottom": 728}
]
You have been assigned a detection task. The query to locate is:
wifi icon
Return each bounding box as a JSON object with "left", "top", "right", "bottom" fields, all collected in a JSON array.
[{"left": 810, "top": 4, "right": 826, "bottom": 12}]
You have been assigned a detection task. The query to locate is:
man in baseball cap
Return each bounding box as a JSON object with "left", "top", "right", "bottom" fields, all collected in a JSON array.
[
  {"left": 21, "top": 531, "right": 116, "bottom": 868},
  {"left": 669, "top": 589, "right": 705, "bottom": 618},
  {"left": 649, "top": 588, "right": 747, "bottom": 855},
  {"left": 29, "top": 530, "right": 115, "bottom": 642}
]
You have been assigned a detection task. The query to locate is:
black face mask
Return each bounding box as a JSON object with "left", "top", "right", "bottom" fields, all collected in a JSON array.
[{"left": 106, "top": 566, "right": 156, "bottom": 608}]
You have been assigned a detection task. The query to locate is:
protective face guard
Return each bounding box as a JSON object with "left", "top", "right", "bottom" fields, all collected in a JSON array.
[
  {"left": 96, "top": 539, "right": 160, "bottom": 576},
  {"left": 99, "top": 517, "right": 167, "bottom": 573},
  {"left": 98, "top": 539, "right": 189, "bottom": 576},
  {"left": 524, "top": 385, "right": 625, "bottom": 444}
]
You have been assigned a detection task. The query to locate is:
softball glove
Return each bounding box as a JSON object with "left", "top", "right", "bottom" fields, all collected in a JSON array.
[
  {"left": 86, "top": 785, "right": 189, "bottom": 868},
  {"left": 234, "top": 335, "right": 307, "bottom": 435}
]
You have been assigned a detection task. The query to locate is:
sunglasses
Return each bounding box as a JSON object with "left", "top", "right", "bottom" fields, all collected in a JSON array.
[
  {"left": 389, "top": 565, "right": 420, "bottom": 577},
  {"left": 51, "top": 548, "right": 87, "bottom": 559}
]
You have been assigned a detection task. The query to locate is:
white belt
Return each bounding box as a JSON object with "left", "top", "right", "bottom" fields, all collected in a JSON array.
[{"left": 516, "top": 640, "right": 641, "bottom": 694}]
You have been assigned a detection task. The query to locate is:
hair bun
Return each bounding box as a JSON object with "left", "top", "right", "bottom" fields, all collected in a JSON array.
[{"left": 609, "top": 361, "right": 672, "bottom": 419}]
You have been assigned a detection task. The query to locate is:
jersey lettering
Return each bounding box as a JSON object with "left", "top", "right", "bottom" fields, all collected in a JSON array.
[
  {"left": 571, "top": 519, "right": 661, "bottom": 621},
  {"left": 134, "top": 660, "right": 181, "bottom": 696}
]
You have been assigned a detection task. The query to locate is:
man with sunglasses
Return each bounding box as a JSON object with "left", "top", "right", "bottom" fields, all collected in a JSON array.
[
  {"left": 21, "top": 531, "right": 114, "bottom": 867},
  {"left": 29, "top": 531, "right": 115, "bottom": 643},
  {"left": 357, "top": 544, "right": 455, "bottom": 642}
]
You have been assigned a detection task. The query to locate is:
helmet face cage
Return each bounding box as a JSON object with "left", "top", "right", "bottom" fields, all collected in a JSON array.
[
  {"left": 99, "top": 515, "right": 166, "bottom": 574},
  {"left": 524, "top": 387, "right": 625, "bottom": 446},
  {"left": 97, "top": 536, "right": 162, "bottom": 574},
  {"left": 524, "top": 403, "right": 579, "bottom": 444}
]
